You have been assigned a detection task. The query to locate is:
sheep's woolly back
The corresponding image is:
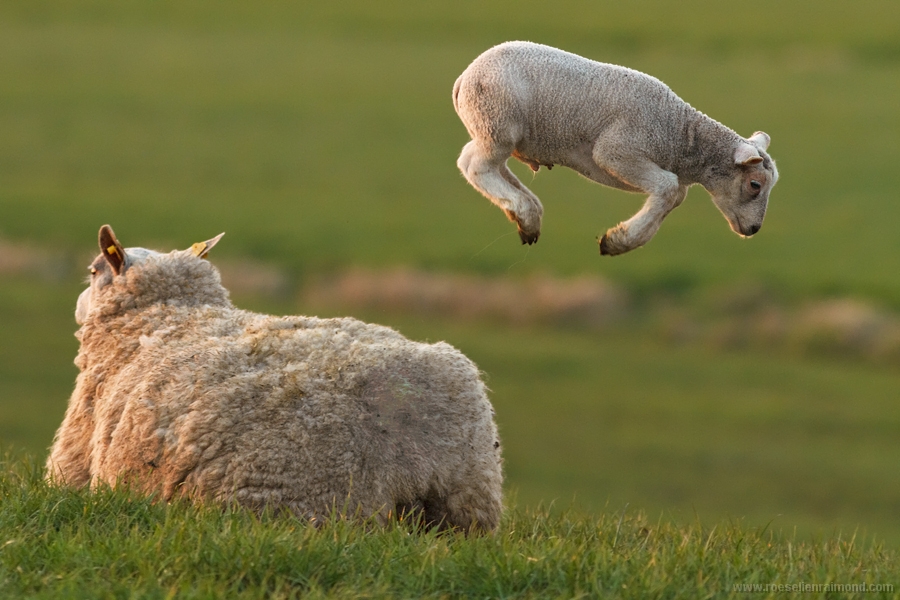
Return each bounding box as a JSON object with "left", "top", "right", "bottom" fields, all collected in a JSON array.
[{"left": 48, "top": 250, "right": 503, "bottom": 531}]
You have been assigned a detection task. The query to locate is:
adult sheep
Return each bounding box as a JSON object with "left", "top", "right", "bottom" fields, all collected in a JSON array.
[
  {"left": 453, "top": 41, "right": 779, "bottom": 254},
  {"left": 46, "top": 225, "right": 503, "bottom": 532}
]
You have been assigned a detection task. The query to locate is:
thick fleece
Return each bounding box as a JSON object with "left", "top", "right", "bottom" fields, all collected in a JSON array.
[
  {"left": 47, "top": 244, "right": 503, "bottom": 531},
  {"left": 453, "top": 41, "right": 778, "bottom": 253}
]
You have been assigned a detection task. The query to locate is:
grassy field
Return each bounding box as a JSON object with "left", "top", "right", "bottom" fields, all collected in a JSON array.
[
  {"left": 1, "top": 1, "right": 899, "bottom": 296},
  {"left": 1, "top": 455, "right": 897, "bottom": 599},
  {"left": 1, "top": 0, "right": 900, "bottom": 579}
]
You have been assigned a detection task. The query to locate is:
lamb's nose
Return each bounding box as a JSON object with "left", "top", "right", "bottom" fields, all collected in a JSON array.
[{"left": 747, "top": 224, "right": 761, "bottom": 236}]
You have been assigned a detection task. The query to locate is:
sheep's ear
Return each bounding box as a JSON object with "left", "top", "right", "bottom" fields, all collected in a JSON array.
[
  {"left": 98, "top": 224, "right": 126, "bottom": 276},
  {"left": 748, "top": 131, "right": 771, "bottom": 151},
  {"left": 190, "top": 232, "right": 225, "bottom": 259},
  {"left": 734, "top": 143, "right": 763, "bottom": 166}
]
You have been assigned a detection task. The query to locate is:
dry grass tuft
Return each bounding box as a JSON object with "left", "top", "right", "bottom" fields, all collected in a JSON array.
[
  {"left": 0, "top": 238, "right": 51, "bottom": 276},
  {"left": 216, "top": 259, "right": 291, "bottom": 298},
  {"left": 791, "top": 299, "right": 900, "bottom": 361},
  {"left": 0, "top": 238, "right": 72, "bottom": 282},
  {"left": 301, "top": 268, "right": 900, "bottom": 367},
  {"left": 302, "top": 268, "right": 629, "bottom": 328}
]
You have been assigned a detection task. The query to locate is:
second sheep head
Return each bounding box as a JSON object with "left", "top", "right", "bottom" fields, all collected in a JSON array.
[{"left": 75, "top": 224, "right": 224, "bottom": 325}]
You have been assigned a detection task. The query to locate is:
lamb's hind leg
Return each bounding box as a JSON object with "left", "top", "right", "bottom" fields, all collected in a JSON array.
[{"left": 457, "top": 140, "right": 543, "bottom": 244}]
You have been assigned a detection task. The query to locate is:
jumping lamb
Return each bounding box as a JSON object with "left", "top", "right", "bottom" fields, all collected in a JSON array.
[
  {"left": 453, "top": 41, "right": 779, "bottom": 254},
  {"left": 46, "top": 225, "right": 503, "bottom": 532}
]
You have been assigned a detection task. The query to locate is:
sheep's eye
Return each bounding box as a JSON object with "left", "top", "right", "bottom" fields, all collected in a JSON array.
[{"left": 750, "top": 180, "right": 762, "bottom": 191}]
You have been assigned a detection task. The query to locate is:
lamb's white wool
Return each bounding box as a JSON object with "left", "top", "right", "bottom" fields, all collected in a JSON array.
[
  {"left": 48, "top": 225, "right": 503, "bottom": 532},
  {"left": 453, "top": 41, "right": 779, "bottom": 254}
]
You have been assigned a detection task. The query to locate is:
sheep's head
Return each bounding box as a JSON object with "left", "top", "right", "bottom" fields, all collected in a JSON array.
[
  {"left": 709, "top": 131, "right": 779, "bottom": 239},
  {"left": 75, "top": 225, "right": 225, "bottom": 325}
]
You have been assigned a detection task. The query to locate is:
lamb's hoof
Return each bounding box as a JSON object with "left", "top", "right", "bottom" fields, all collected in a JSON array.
[
  {"left": 518, "top": 228, "right": 540, "bottom": 245},
  {"left": 598, "top": 233, "right": 623, "bottom": 256}
]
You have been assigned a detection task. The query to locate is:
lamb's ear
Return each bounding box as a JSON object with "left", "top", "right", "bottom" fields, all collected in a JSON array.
[
  {"left": 190, "top": 232, "right": 225, "bottom": 259},
  {"left": 735, "top": 143, "right": 763, "bottom": 166},
  {"left": 98, "top": 224, "right": 126, "bottom": 276},
  {"left": 748, "top": 131, "right": 771, "bottom": 151}
]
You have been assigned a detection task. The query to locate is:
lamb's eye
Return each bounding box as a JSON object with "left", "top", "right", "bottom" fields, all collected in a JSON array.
[
  {"left": 89, "top": 267, "right": 98, "bottom": 276},
  {"left": 750, "top": 180, "right": 762, "bottom": 191}
]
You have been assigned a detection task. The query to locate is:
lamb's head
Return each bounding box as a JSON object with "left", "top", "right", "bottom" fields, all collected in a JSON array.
[
  {"left": 75, "top": 224, "right": 226, "bottom": 325},
  {"left": 709, "top": 131, "right": 779, "bottom": 239}
]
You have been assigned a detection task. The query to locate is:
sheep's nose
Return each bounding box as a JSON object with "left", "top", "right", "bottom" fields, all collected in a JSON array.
[{"left": 747, "top": 224, "right": 761, "bottom": 236}]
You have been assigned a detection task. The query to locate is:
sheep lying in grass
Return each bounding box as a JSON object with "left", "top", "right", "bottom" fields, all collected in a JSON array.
[
  {"left": 46, "top": 225, "right": 503, "bottom": 532},
  {"left": 453, "top": 41, "right": 779, "bottom": 254}
]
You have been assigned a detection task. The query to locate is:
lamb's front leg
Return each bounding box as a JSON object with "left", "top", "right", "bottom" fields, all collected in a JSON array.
[
  {"left": 598, "top": 185, "right": 687, "bottom": 255},
  {"left": 594, "top": 156, "right": 687, "bottom": 256}
]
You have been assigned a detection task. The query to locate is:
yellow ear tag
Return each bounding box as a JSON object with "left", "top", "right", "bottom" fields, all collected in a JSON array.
[
  {"left": 191, "top": 242, "right": 209, "bottom": 258},
  {"left": 107, "top": 245, "right": 120, "bottom": 258}
]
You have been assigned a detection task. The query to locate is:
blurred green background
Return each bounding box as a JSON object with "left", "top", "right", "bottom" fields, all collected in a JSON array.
[{"left": 1, "top": 1, "right": 898, "bottom": 544}]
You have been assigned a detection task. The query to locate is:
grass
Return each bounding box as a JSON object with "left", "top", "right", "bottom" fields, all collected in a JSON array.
[
  {"left": 0, "top": 277, "right": 80, "bottom": 456},
  {"left": 1, "top": 454, "right": 897, "bottom": 599},
  {"left": 377, "top": 314, "right": 900, "bottom": 548},
  {"left": 1, "top": 1, "right": 899, "bottom": 296},
  {"left": 4, "top": 271, "right": 900, "bottom": 548},
  {"left": 1, "top": 0, "right": 900, "bottom": 588}
]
